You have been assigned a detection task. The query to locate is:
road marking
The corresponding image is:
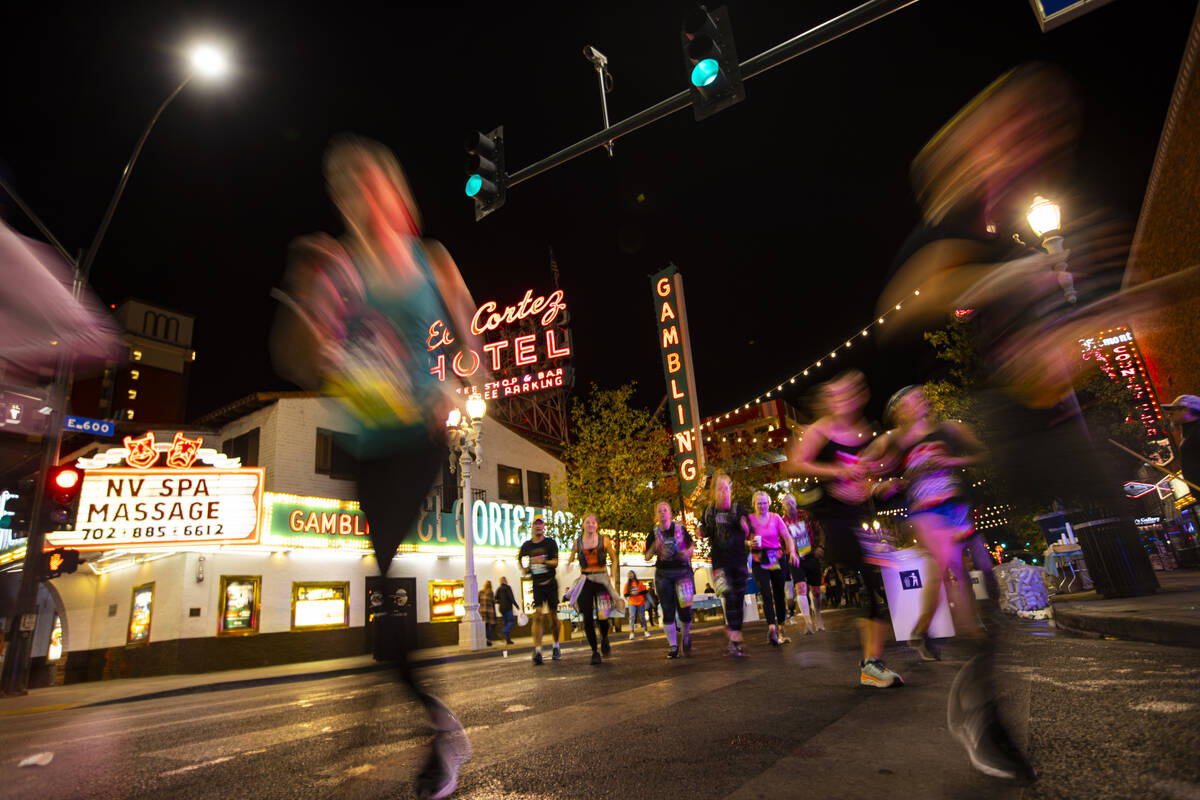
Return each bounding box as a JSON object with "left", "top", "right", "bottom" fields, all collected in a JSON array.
[
  {"left": 17, "top": 751, "right": 54, "bottom": 767},
  {"left": 503, "top": 705, "right": 532, "bottom": 712},
  {"left": 159, "top": 756, "right": 234, "bottom": 777},
  {"left": 1131, "top": 701, "right": 1196, "bottom": 713},
  {"left": 143, "top": 712, "right": 369, "bottom": 761}
]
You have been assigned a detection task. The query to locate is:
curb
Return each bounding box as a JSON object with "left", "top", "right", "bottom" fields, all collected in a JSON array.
[{"left": 1051, "top": 605, "right": 1200, "bottom": 649}]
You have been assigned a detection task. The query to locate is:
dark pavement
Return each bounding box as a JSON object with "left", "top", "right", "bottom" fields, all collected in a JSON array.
[
  {"left": 1051, "top": 569, "right": 1200, "bottom": 648},
  {"left": 2, "top": 609, "right": 1197, "bottom": 800}
]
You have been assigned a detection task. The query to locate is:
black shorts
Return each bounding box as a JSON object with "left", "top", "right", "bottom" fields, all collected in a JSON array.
[
  {"left": 793, "top": 555, "right": 822, "bottom": 587},
  {"left": 531, "top": 579, "right": 559, "bottom": 612}
]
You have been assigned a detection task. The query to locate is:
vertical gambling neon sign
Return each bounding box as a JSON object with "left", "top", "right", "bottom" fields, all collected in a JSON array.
[{"left": 651, "top": 264, "right": 705, "bottom": 501}]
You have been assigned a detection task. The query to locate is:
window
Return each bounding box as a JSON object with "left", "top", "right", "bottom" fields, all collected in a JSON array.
[
  {"left": 527, "top": 470, "right": 551, "bottom": 507},
  {"left": 218, "top": 576, "right": 261, "bottom": 636},
  {"left": 223, "top": 428, "right": 261, "bottom": 467},
  {"left": 429, "top": 580, "right": 465, "bottom": 622},
  {"left": 497, "top": 464, "right": 524, "bottom": 505},
  {"left": 315, "top": 428, "right": 358, "bottom": 480},
  {"left": 292, "top": 582, "right": 349, "bottom": 629},
  {"left": 128, "top": 582, "right": 154, "bottom": 645}
]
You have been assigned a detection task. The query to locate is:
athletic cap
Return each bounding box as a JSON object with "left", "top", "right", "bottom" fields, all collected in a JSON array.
[{"left": 1163, "top": 395, "right": 1200, "bottom": 414}]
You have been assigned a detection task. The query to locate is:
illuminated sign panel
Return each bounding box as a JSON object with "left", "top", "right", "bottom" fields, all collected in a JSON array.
[
  {"left": 429, "top": 580, "right": 465, "bottom": 621},
  {"left": 651, "top": 264, "right": 705, "bottom": 500},
  {"left": 1080, "top": 327, "right": 1172, "bottom": 464},
  {"left": 128, "top": 582, "right": 154, "bottom": 644},
  {"left": 292, "top": 582, "right": 349, "bottom": 629},
  {"left": 427, "top": 288, "right": 572, "bottom": 400},
  {"left": 47, "top": 468, "right": 264, "bottom": 551}
]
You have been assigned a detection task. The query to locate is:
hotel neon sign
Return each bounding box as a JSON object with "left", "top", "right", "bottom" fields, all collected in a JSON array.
[{"left": 427, "top": 288, "right": 572, "bottom": 400}]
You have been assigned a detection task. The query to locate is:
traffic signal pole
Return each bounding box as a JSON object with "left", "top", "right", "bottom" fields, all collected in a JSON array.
[{"left": 506, "top": 0, "right": 918, "bottom": 189}]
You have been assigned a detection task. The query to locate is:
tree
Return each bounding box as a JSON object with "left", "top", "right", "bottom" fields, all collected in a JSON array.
[{"left": 558, "top": 383, "right": 672, "bottom": 583}]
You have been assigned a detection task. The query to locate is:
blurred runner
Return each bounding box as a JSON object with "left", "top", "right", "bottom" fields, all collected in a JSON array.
[
  {"left": 789, "top": 370, "right": 902, "bottom": 688},
  {"left": 782, "top": 494, "right": 824, "bottom": 634},
  {"left": 269, "top": 136, "right": 476, "bottom": 799}
]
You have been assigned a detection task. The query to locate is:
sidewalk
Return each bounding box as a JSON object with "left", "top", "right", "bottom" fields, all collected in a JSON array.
[
  {"left": 1051, "top": 568, "right": 1200, "bottom": 647},
  {"left": 0, "top": 619, "right": 720, "bottom": 716}
]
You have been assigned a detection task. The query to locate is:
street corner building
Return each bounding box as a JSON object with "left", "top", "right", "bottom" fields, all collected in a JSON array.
[{"left": 0, "top": 394, "right": 568, "bottom": 685}]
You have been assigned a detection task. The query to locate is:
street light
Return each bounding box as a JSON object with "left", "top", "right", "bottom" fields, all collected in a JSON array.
[
  {"left": 447, "top": 394, "right": 488, "bottom": 651},
  {"left": 189, "top": 43, "right": 231, "bottom": 80},
  {"left": 1027, "top": 194, "right": 1075, "bottom": 304}
]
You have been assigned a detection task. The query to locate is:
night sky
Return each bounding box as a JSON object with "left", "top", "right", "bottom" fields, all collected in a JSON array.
[{"left": 1, "top": 0, "right": 1193, "bottom": 425}]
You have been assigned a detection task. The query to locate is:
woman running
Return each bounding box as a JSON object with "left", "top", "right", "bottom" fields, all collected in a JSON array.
[
  {"left": 699, "top": 473, "right": 752, "bottom": 657},
  {"left": 879, "top": 386, "right": 990, "bottom": 660},
  {"left": 790, "top": 370, "right": 902, "bottom": 687},
  {"left": 748, "top": 491, "right": 798, "bottom": 647},
  {"left": 568, "top": 513, "right": 625, "bottom": 664},
  {"left": 782, "top": 494, "right": 824, "bottom": 634},
  {"left": 645, "top": 501, "right": 696, "bottom": 658}
]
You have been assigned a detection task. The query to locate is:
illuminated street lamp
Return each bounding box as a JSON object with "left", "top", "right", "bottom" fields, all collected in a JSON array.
[
  {"left": 447, "top": 395, "right": 488, "bottom": 651},
  {"left": 1027, "top": 195, "right": 1064, "bottom": 254}
]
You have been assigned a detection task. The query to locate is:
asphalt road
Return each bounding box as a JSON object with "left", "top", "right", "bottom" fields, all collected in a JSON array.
[{"left": 2, "top": 609, "right": 1197, "bottom": 800}]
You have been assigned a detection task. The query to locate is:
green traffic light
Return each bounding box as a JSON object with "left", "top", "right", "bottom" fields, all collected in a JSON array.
[
  {"left": 465, "top": 174, "right": 483, "bottom": 198},
  {"left": 691, "top": 59, "right": 720, "bottom": 88}
]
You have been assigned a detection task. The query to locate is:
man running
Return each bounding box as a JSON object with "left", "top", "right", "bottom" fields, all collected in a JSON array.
[{"left": 518, "top": 516, "right": 561, "bottom": 664}]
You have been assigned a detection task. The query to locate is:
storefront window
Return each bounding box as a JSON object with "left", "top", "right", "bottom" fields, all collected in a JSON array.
[
  {"left": 497, "top": 464, "right": 524, "bottom": 505},
  {"left": 429, "top": 580, "right": 465, "bottom": 622},
  {"left": 128, "top": 582, "right": 154, "bottom": 645},
  {"left": 292, "top": 582, "right": 349, "bottom": 630},
  {"left": 218, "top": 576, "right": 261, "bottom": 636}
]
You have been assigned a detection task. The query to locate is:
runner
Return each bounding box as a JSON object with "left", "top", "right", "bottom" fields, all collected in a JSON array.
[
  {"left": 269, "top": 137, "right": 476, "bottom": 799},
  {"left": 782, "top": 494, "right": 824, "bottom": 634},
  {"left": 517, "top": 516, "right": 561, "bottom": 665},
  {"left": 878, "top": 385, "right": 989, "bottom": 661},
  {"left": 567, "top": 513, "right": 625, "bottom": 664},
  {"left": 789, "top": 370, "right": 903, "bottom": 688},
  {"left": 747, "top": 491, "right": 798, "bottom": 647},
  {"left": 622, "top": 570, "right": 652, "bottom": 639},
  {"left": 645, "top": 501, "right": 696, "bottom": 658},
  {"left": 699, "top": 473, "right": 752, "bottom": 657}
]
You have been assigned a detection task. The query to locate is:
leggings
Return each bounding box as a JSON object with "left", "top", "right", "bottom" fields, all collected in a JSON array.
[
  {"left": 751, "top": 563, "right": 788, "bottom": 626},
  {"left": 576, "top": 577, "right": 612, "bottom": 652},
  {"left": 655, "top": 571, "right": 695, "bottom": 627},
  {"left": 819, "top": 502, "right": 886, "bottom": 621},
  {"left": 716, "top": 564, "right": 748, "bottom": 631}
]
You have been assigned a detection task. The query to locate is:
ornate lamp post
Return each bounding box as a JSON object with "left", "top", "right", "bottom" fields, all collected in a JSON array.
[{"left": 446, "top": 394, "right": 489, "bottom": 651}]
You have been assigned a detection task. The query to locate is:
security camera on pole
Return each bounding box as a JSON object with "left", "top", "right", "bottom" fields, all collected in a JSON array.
[{"left": 447, "top": 395, "right": 489, "bottom": 651}]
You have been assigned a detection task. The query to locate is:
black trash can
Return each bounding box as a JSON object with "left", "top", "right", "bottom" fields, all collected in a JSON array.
[{"left": 1073, "top": 516, "right": 1159, "bottom": 598}]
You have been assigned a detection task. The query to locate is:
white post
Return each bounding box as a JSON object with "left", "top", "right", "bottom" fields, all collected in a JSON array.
[{"left": 458, "top": 421, "right": 488, "bottom": 651}]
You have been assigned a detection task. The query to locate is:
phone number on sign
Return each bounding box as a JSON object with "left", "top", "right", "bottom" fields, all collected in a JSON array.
[{"left": 77, "top": 524, "right": 227, "bottom": 541}]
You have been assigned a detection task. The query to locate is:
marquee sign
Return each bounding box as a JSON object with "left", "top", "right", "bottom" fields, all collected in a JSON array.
[
  {"left": 46, "top": 468, "right": 264, "bottom": 550},
  {"left": 651, "top": 265, "right": 705, "bottom": 502},
  {"left": 427, "top": 288, "right": 572, "bottom": 401},
  {"left": 1080, "top": 327, "right": 1172, "bottom": 464}
]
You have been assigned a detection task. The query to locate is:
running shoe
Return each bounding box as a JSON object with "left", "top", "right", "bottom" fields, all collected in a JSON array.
[
  {"left": 860, "top": 657, "right": 904, "bottom": 688},
  {"left": 590, "top": 651, "right": 602, "bottom": 665},
  {"left": 629, "top": 632, "right": 636, "bottom": 640},
  {"left": 815, "top": 615, "right": 825, "bottom": 631},
  {"left": 644, "top": 630, "right": 651, "bottom": 638},
  {"left": 532, "top": 650, "right": 543, "bottom": 666},
  {"left": 667, "top": 647, "right": 680, "bottom": 659},
  {"left": 600, "top": 638, "right": 611, "bottom": 657},
  {"left": 415, "top": 726, "right": 472, "bottom": 799},
  {"left": 551, "top": 645, "right": 562, "bottom": 661},
  {"left": 726, "top": 642, "right": 748, "bottom": 657},
  {"left": 948, "top": 657, "right": 1036, "bottom": 782},
  {"left": 910, "top": 634, "right": 940, "bottom": 662}
]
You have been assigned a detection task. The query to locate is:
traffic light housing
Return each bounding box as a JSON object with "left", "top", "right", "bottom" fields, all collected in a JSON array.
[
  {"left": 42, "top": 547, "right": 80, "bottom": 579},
  {"left": 464, "top": 126, "right": 506, "bottom": 221},
  {"left": 47, "top": 465, "right": 83, "bottom": 532},
  {"left": 681, "top": 5, "right": 745, "bottom": 120},
  {"left": 1, "top": 475, "right": 37, "bottom": 539}
]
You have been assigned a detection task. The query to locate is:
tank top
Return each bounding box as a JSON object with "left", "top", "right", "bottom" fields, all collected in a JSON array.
[
  {"left": 578, "top": 535, "right": 607, "bottom": 572},
  {"left": 784, "top": 515, "right": 814, "bottom": 558},
  {"left": 904, "top": 426, "right": 965, "bottom": 511},
  {"left": 816, "top": 435, "right": 873, "bottom": 506}
]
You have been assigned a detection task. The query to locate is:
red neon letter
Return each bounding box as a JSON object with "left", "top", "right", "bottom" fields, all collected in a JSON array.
[
  {"left": 452, "top": 349, "right": 481, "bottom": 378},
  {"left": 483, "top": 339, "right": 510, "bottom": 370},
  {"left": 546, "top": 329, "right": 571, "bottom": 358},
  {"left": 430, "top": 354, "right": 446, "bottom": 382},
  {"left": 660, "top": 302, "right": 676, "bottom": 322},
  {"left": 656, "top": 277, "right": 671, "bottom": 297},
  {"left": 289, "top": 510, "right": 303, "bottom": 531},
  {"left": 514, "top": 334, "right": 537, "bottom": 366},
  {"left": 662, "top": 326, "right": 679, "bottom": 348},
  {"left": 667, "top": 352, "right": 682, "bottom": 374},
  {"left": 670, "top": 378, "right": 686, "bottom": 399}
]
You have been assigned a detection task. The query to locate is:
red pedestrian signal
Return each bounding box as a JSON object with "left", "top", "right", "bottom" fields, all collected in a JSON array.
[{"left": 42, "top": 547, "right": 80, "bottom": 579}]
